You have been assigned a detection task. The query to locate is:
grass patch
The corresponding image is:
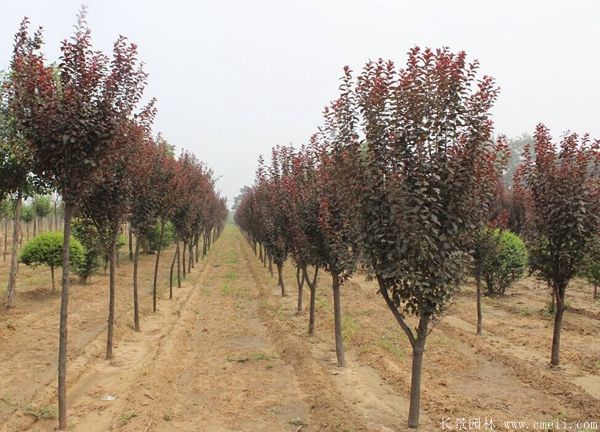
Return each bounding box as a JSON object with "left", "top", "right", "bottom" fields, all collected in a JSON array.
[
  {"left": 224, "top": 270, "right": 238, "bottom": 281},
  {"left": 118, "top": 410, "right": 138, "bottom": 426},
  {"left": 342, "top": 315, "right": 360, "bottom": 343},
  {"left": 378, "top": 334, "right": 405, "bottom": 359},
  {"left": 516, "top": 306, "right": 532, "bottom": 317},
  {"left": 24, "top": 405, "right": 57, "bottom": 420},
  {"left": 316, "top": 294, "right": 330, "bottom": 311},
  {"left": 221, "top": 283, "right": 233, "bottom": 295}
]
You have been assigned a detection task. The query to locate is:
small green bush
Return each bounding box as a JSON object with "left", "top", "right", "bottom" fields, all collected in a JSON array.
[
  {"left": 71, "top": 218, "right": 102, "bottom": 282},
  {"left": 481, "top": 228, "right": 528, "bottom": 295},
  {"left": 20, "top": 232, "right": 85, "bottom": 291},
  {"left": 145, "top": 221, "right": 174, "bottom": 253}
]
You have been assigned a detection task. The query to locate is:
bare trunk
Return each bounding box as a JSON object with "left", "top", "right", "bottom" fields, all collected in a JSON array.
[
  {"left": 182, "top": 240, "right": 187, "bottom": 278},
  {"left": 259, "top": 243, "right": 263, "bottom": 263},
  {"left": 152, "top": 222, "right": 165, "bottom": 312},
  {"left": 54, "top": 202, "right": 58, "bottom": 232},
  {"left": 476, "top": 272, "right": 483, "bottom": 335},
  {"left": 169, "top": 247, "right": 178, "bottom": 299},
  {"left": 133, "top": 234, "right": 141, "bottom": 332},
  {"left": 268, "top": 255, "right": 273, "bottom": 276},
  {"left": 51, "top": 266, "right": 55, "bottom": 293},
  {"left": 303, "top": 266, "right": 318, "bottom": 336},
  {"left": 106, "top": 233, "right": 117, "bottom": 359},
  {"left": 3, "top": 217, "right": 7, "bottom": 262},
  {"left": 6, "top": 195, "right": 22, "bottom": 309},
  {"left": 407, "top": 315, "right": 429, "bottom": 428},
  {"left": 128, "top": 223, "right": 133, "bottom": 261},
  {"left": 195, "top": 236, "right": 199, "bottom": 263},
  {"left": 276, "top": 262, "right": 285, "bottom": 296},
  {"left": 33, "top": 214, "right": 37, "bottom": 237},
  {"left": 176, "top": 239, "right": 181, "bottom": 288},
  {"left": 331, "top": 272, "right": 345, "bottom": 367},
  {"left": 188, "top": 241, "right": 193, "bottom": 272},
  {"left": 551, "top": 283, "right": 566, "bottom": 366},
  {"left": 296, "top": 266, "right": 304, "bottom": 313},
  {"left": 58, "top": 201, "right": 74, "bottom": 430}
]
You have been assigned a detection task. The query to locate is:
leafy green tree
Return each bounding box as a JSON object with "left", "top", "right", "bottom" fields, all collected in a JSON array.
[
  {"left": 33, "top": 194, "right": 52, "bottom": 233},
  {"left": 145, "top": 221, "right": 174, "bottom": 253},
  {"left": 20, "top": 232, "right": 84, "bottom": 292},
  {"left": 479, "top": 229, "right": 528, "bottom": 295},
  {"left": 20, "top": 204, "right": 33, "bottom": 239}
]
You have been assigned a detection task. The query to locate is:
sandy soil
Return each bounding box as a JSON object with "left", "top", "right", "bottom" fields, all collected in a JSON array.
[{"left": 0, "top": 225, "right": 598, "bottom": 431}]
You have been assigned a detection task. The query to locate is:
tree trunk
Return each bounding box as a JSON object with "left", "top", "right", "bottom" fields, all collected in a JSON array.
[
  {"left": 259, "top": 243, "right": 263, "bottom": 263},
  {"left": 152, "top": 221, "right": 165, "bottom": 312},
  {"left": 303, "top": 266, "right": 318, "bottom": 336},
  {"left": 33, "top": 213, "right": 37, "bottom": 237},
  {"left": 276, "top": 262, "right": 285, "bottom": 296},
  {"left": 106, "top": 233, "right": 117, "bottom": 359},
  {"left": 6, "top": 195, "right": 22, "bottom": 309},
  {"left": 54, "top": 202, "right": 58, "bottom": 231},
  {"left": 268, "top": 255, "right": 273, "bottom": 277},
  {"left": 188, "top": 241, "right": 193, "bottom": 272},
  {"left": 296, "top": 266, "right": 304, "bottom": 313},
  {"left": 182, "top": 240, "right": 187, "bottom": 278},
  {"left": 331, "top": 272, "right": 345, "bottom": 367},
  {"left": 3, "top": 217, "right": 7, "bottom": 262},
  {"left": 58, "top": 200, "right": 74, "bottom": 430},
  {"left": 133, "top": 233, "right": 141, "bottom": 332},
  {"left": 594, "top": 284, "right": 598, "bottom": 301},
  {"left": 51, "top": 266, "right": 55, "bottom": 293},
  {"left": 169, "top": 247, "right": 178, "bottom": 299},
  {"left": 176, "top": 239, "right": 181, "bottom": 288},
  {"left": 195, "top": 236, "right": 199, "bottom": 263},
  {"left": 551, "top": 283, "right": 566, "bottom": 366},
  {"left": 128, "top": 223, "right": 133, "bottom": 261},
  {"left": 407, "top": 315, "right": 429, "bottom": 428},
  {"left": 476, "top": 272, "right": 483, "bottom": 335}
]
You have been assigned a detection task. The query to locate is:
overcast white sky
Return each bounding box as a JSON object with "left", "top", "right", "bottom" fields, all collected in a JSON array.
[{"left": 1, "top": 1, "right": 599, "bottom": 204}]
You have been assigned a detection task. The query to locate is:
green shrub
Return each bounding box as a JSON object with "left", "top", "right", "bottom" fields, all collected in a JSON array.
[
  {"left": 481, "top": 228, "right": 528, "bottom": 295},
  {"left": 20, "top": 232, "right": 85, "bottom": 291},
  {"left": 145, "top": 221, "right": 174, "bottom": 253},
  {"left": 71, "top": 218, "right": 103, "bottom": 282}
]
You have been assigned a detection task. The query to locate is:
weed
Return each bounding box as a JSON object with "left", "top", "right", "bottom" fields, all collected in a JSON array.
[
  {"left": 289, "top": 417, "right": 305, "bottom": 426},
  {"left": 342, "top": 315, "right": 359, "bottom": 343},
  {"left": 221, "top": 283, "right": 233, "bottom": 295},
  {"left": 24, "top": 405, "right": 57, "bottom": 420},
  {"left": 118, "top": 410, "right": 138, "bottom": 426}
]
